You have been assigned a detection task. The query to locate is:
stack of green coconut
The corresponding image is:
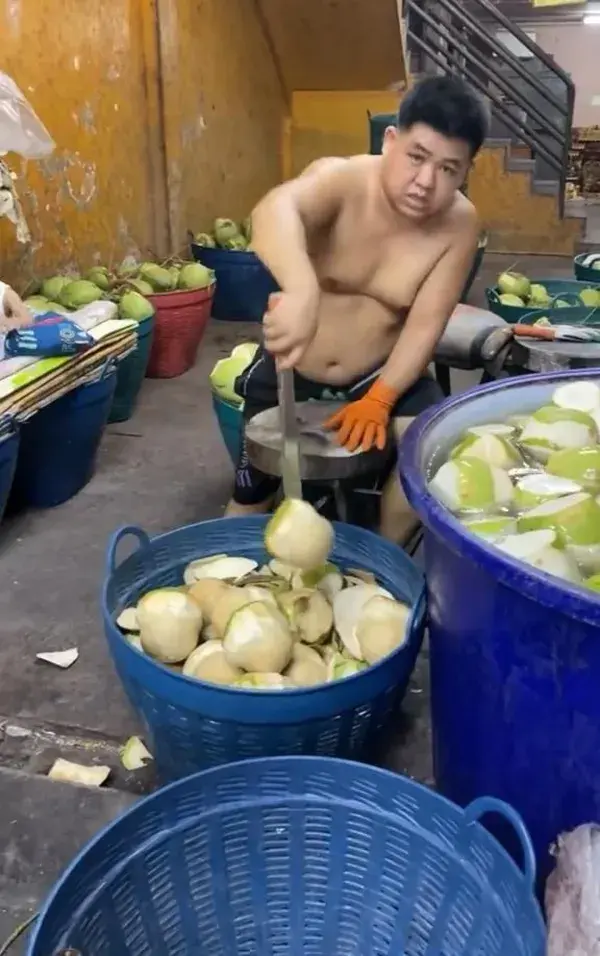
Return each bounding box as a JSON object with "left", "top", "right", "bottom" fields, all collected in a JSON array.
[
  {"left": 24, "top": 258, "right": 215, "bottom": 324},
  {"left": 495, "top": 270, "right": 600, "bottom": 310},
  {"left": 194, "top": 217, "right": 252, "bottom": 252}
]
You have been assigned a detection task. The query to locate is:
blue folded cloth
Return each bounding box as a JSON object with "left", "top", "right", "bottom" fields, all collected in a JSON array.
[{"left": 3, "top": 312, "right": 94, "bottom": 358}]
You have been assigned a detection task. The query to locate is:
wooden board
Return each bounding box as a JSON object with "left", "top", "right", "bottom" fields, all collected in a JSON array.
[{"left": 258, "top": 0, "right": 407, "bottom": 93}]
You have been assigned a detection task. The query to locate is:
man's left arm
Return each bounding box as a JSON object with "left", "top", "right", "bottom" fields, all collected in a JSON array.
[
  {"left": 378, "top": 216, "right": 480, "bottom": 395},
  {"left": 325, "top": 212, "right": 480, "bottom": 453}
]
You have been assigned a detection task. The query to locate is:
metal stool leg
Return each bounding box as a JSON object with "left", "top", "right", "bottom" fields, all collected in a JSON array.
[{"left": 434, "top": 362, "right": 452, "bottom": 397}]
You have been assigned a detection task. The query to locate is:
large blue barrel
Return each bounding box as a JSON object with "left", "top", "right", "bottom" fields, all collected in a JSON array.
[{"left": 399, "top": 369, "right": 600, "bottom": 881}]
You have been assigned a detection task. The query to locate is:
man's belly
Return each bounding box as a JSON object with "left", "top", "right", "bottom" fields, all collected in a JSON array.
[{"left": 296, "top": 292, "right": 403, "bottom": 386}]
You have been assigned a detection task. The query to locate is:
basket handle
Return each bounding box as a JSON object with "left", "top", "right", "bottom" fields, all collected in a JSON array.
[
  {"left": 486, "top": 288, "right": 501, "bottom": 305},
  {"left": 549, "top": 292, "right": 580, "bottom": 308},
  {"left": 106, "top": 525, "right": 151, "bottom": 577},
  {"left": 463, "top": 796, "right": 536, "bottom": 888},
  {"left": 408, "top": 583, "right": 427, "bottom": 639}
]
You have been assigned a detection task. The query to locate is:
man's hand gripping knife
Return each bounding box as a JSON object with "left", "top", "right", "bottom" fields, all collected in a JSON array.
[{"left": 324, "top": 379, "right": 397, "bottom": 454}]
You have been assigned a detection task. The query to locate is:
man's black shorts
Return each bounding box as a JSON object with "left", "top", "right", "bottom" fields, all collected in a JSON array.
[{"left": 232, "top": 346, "right": 443, "bottom": 506}]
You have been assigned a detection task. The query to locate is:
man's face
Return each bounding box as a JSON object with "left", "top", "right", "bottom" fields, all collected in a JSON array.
[{"left": 380, "top": 122, "right": 471, "bottom": 220}]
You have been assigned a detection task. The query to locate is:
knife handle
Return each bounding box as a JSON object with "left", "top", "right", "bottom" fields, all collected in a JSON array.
[{"left": 513, "top": 324, "right": 555, "bottom": 341}]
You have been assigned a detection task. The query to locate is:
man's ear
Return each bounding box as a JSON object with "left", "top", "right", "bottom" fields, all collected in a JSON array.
[{"left": 382, "top": 126, "right": 398, "bottom": 153}]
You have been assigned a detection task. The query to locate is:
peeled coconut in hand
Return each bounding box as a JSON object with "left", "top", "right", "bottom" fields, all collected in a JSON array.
[
  {"left": 519, "top": 406, "right": 597, "bottom": 463},
  {"left": 428, "top": 457, "right": 514, "bottom": 513},
  {"left": 265, "top": 498, "right": 334, "bottom": 570},
  {"left": 136, "top": 588, "right": 203, "bottom": 663}
]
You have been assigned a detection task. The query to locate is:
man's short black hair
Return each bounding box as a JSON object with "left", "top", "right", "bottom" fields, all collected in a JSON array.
[{"left": 397, "top": 75, "right": 489, "bottom": 158}]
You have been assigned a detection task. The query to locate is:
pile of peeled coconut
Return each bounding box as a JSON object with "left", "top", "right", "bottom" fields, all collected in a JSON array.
[{"left": 116, "top": 500, "right": 412, "bottom": 690}]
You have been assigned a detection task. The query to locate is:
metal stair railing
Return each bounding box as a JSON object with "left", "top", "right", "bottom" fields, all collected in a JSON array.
[{"left": 404, "top": 0, "right": 575, "bottom": 216}]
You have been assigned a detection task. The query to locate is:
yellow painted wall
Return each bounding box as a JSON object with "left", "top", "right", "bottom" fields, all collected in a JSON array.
[
  {"left": 288, "top": 90, "right": 400, "bottom": 178},
  {"left": 0, "top": 0, "right": 287, "bottom": 291}
]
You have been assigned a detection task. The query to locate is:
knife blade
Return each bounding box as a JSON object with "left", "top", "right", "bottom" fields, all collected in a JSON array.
[{"left": 277, "top": 365, "right": 303, "bottom": 500}]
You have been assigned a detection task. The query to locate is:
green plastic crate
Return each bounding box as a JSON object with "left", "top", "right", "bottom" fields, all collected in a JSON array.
[
  {"left": 109, "top": 314, "right": 155, "bottom": 423},
  {"left": 574, "top": 253, "right": 600, "bottom": 284},
  {"left": 486, "top": 278, "right": 600, "bottom": 325}
]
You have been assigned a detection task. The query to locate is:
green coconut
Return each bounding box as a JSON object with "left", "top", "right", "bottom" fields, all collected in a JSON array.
[
  {"left": 579, "top": 288, "right": 600, "bottom": 308},
  {"left": 221, "top": 236, "right": 248, "bottom": 252},
  {"left": 528, "top": 283, "right": 551, "bottom": 307},
  {"left": 60, "top": 279, "right": 104, "bottom": 310},
  {"left": 128, "top": 277, "right": 154, "bottom": 296},
  {"left": 178, "top": 262, "right": 214, "bottom": 290},
  {"left": 138, "top": 262, "right": 174, "bottom": 292},
  {"left": 214, "top": 218, "right": 241, "bottom": 245},
  {"left": 118, "top": 290, "right": 154, "bottom": 322},
  {"left": 24, "top": 295, "right": 49, "bottom": 312},
  {"left": 85, "top": 267, "right": 111, "bottom": 291},
  {"left": 41, "top": 275, "right": 70, "bottom": 301},
  {"left": 498, "top": 293, "right": 525, "bottom": 308},
  {"left": 117, "top": 256, "right": 140, "bottom": 278},
  {"left": 194, "top": 232, "right": 216, "bottom": 247},
  {"left": 497, "top": 271, "right": 530, "bottom": 300}
]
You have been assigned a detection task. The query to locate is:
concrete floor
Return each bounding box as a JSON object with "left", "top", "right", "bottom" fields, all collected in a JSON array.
[{"left": 0, "top": 251, "right": 578, "bottom": 949}]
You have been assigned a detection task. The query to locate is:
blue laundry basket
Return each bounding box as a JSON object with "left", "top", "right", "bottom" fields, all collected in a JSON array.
[
  {"left": 0, "top": 426, "right": 19, "bottom": 521},
  {"left": 190, "top": 242, "right": 278, "bottom": 321},
  {"left": 102, "top": 517, "right": 426, "bottom": 781},
  {"left": 11, "top": 366, "right": 117, "bottom": 509},
  {"left": 28, "top": 756, "right": 545, "bottom": 956}
]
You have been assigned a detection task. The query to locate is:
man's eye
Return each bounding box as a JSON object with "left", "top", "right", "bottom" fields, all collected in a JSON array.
[
  {"left": 443, "top": 165, "right": 458, "bottom": 176},
  {"left": 409, "top": 154, "right": 423, "bottom": 164}
]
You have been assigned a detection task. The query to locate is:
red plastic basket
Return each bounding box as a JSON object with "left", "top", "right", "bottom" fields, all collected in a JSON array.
[{"left": 145, "top": 283, "right": 215, "bottom": 379}]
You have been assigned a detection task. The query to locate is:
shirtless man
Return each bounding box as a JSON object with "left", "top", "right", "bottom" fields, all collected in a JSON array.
[{"left": 225, "top": 75, "right": 488, "bottom": 544}]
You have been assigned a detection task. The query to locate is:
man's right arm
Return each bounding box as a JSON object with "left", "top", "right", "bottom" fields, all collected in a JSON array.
[{"left": 250, "top": 157, "right": 350, "bottom": 299}]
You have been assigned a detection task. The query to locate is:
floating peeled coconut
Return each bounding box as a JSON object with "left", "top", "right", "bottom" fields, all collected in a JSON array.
[
  {"left": 277, "top": 587, "right": 333, "bottom": 644},
  {"left": 183, "top": 641, "right": 243, "bottom": 685},
  {"left": 552, "top": 380, "right": 600, "bottom": 415},
  {"left": 265, "top": 499, "right": 334, "bottom": 570},
  {"left": 428, "top": 457, "right": 515, "bottom": 513},
  {"left": 223, "top": 602, "right": 294, "bottom": 673},
  {"left": 462, "top": 515, "right": 518, "bottom": 540},
  {"left": 519, "top": 406, "right": 597, "bottom": 463},
  {"left": 547, "top": 446, "right": 600, "bottom": 493},
  {"left": 136, "top": 588, "right": 203, "bottom": 662},
  {"left": 355, "top": 595, "right": 411, "bottom": 664},
  {"left": 496, "top": 530, "right": 581, "bottom": 585},
  {"left": 497, "top": 271, "right": 530, "bottom": 300},
  {"left": 450, "top": 432, "right": 521, "bottom": 471},
  {"left": 517, "top": 492, "right": 600, "bottom": 574},
  {"left": 284, "top": 644, "right": 328, "bottom": 687},
  {"left": 514, "top": 473, "right": 582, "bottom": 510}
]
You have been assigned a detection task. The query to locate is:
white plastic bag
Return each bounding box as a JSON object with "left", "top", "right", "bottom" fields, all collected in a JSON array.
[
  {"left": 0, "top": 72, "right": 54, "bottom": 158},
  {"left": 546, "top": 824, "right": 600, "bottom": 956}
]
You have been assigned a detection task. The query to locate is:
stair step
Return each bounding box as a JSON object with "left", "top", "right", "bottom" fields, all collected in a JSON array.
[
  {"left": 533, "top": 180, "right": 560, "bottom": 197},
  {"left": 506, "top": 157, "right": 535, "bottom": 174}
]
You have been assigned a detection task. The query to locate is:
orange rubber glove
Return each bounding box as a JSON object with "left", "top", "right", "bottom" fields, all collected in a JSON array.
[{"left": 324, "top": 379, "right": 398, "bottom": 453}]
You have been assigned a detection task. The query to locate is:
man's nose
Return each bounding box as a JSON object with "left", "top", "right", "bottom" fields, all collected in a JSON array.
[{"left": 415, "top": 162, "right": 435, "bottom": 190}]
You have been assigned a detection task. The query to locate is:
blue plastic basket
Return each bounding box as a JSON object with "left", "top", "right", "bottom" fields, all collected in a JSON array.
[
  {"left": 212, "top": 393, "right": 243, "bottom": 464},
  {"left": 190, "top": 242, "right": 278, "bottom": 321},
  {"left": 11, "top": 366, "right": 117, "bottom": 509},
  {"left": 102, "top": 517, "right": 426, "bottom": 781},
  {"left": 28, "top": 756, "right": 545, "bottom": 956},
  {"left": 0, "top": 426, "right": 19, "bottom": 522}
]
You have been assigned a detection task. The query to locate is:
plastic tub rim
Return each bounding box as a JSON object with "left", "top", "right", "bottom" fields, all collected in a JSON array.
[
  {"left": 102, "top": 516, "right": 427, "bottom": 702},
  {"left": 399, "top": 368, "right": 600, "bottom": 626},
  {"left": 27, "top": 754, "right": 543, "bottom": 956}
]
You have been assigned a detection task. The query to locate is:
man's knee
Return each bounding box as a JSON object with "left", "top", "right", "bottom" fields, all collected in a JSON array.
[{"left": 391, "top": 415, "right": 415, "bottom": 443}]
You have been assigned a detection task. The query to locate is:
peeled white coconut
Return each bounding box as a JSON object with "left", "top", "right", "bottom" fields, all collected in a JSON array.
[
  {"left": 187, "top": 578, "right": 228, "bottom": 621},
  {"left": 429, "top": 457, "right": 514, "bottom": 513},
  {"left": 331, "top": 658, "right": 368, "bottom": 680},
  {"left": 136, "top": 588, "right": 203, "bottom": 663},
  {"left": 48, "top": 758, "right": 111, "bottom": 788},
  {"left": 497, "top": 271, "right": 530, "bottom": 299},
  {"left": 184, "top": 555, "right": 258, "bottom": 584},
  {"left": 268, "top": 559, "right": 297, "bottom": 581},
  {"left": 333, "top": 584, "right": 404, "bottom": 659},
  {"left": 116, "top": 607, "right": 139, "bottom": 632},
  {"left": 450, "top": 432, "right": 520, "bottom": 471},
  {"left": 519, "top": 406, "right": 597, "bottom": 463},
  {"left": 462, "top": 515, "right": 517, "bottom": 541},
  {"left": 467, "top": 423, "right": 516, "bottom": 438},
  {"left": 517, "top": 492, "right": 600, "bottom": 575},
  {"left": 291, "top": 563, "right": 344, "bottom": 600},
  {"left": 183, "top": 641, "right": 244, "bottom": 685},
  {"left": 496, "top": 530, "right": 581, "bottom": 584},
  {"left": 211, "top": 584, "right": 277, "bottom": 638},
  {"left": 234, "top": 673, "right": 294, "bottom": 690},
  {"left": 552, "top": 381, "right": 600, "bottom": 415},
  {"left": 277, "top": 588, "right": 333, "bottom": 644},
  {"left": 265, "top": 498, "right": 334, "bottom": 570},
  {"left": 514, "top": 473, "right": 582, "bottom": 511},
  {"left": 223, "top": 601, "right": 294, "bottom": 673},
  {"left": 285, "top": 644, "right": 328, "bottom": 687},
  {"left": 355, "top": 595, "right": 411, "bottom": 664}
]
